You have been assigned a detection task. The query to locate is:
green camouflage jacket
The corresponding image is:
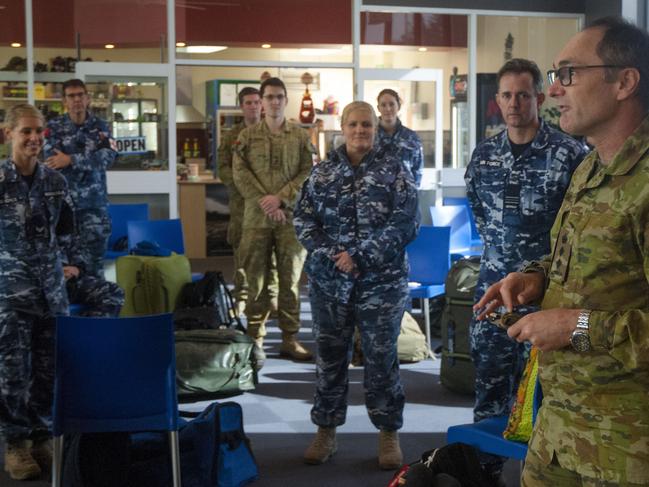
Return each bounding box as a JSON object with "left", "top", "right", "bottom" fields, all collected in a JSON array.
[
  {"left": 532, "top": 116, "right": 649, "bottom": 483},
  {"left": 232, "top": 120, "right": 313, "bottom": 228},
  {"left": 218, "top": 122, "right": 246, "bottom": 245}
]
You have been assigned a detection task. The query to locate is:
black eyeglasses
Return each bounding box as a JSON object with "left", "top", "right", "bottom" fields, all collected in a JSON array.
[{"left": 546, "top": 65, "right": 627, "bottom": 87}]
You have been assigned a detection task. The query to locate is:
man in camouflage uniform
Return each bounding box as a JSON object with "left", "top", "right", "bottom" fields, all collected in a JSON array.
[
  {"left": 233, "top": 77, "right": 313, "bottom": 361},
  {"left": 465, "top": 58, "right": 587, "bottom": 479},
  {"left": 218, "top": 87, "right": 278, "bottom": 321},
  {"left": 476, "top": 17, "right": 649, "bottom": 486},
  {"left": 44, "top": 78, "right": 117, "bottom": 279},
  {"left": 0, "top": 104, "right": 75, "bottom": 480}
]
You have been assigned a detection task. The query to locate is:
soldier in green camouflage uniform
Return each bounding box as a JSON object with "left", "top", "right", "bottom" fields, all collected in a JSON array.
[
  {"left": 233, "top": 77, "right": 313, "bottom": 361},
  {"left": 218, "top": 87, "right": 278, "bottom": 317},
  {"left": 476, "top": 17, "right": 649, "bottom": 486}
]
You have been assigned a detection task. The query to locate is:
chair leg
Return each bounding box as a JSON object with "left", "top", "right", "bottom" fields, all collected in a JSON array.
[
  {"left": 423, "top": 298, "right": 432, "bottom": 356},
  {"left": 52, "top": 435, "right": 64, "bottom": 487},
  {"left": 169, "top": 430, "right": 182, "bottom": 487}
]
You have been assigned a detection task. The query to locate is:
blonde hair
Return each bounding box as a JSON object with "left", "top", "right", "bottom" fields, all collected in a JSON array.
[
  {"left": 5, "top": 104, "right": 44, "bottom": 130},
  {"left": 340, "top": 101, "right": 378, "bottom": 127}
]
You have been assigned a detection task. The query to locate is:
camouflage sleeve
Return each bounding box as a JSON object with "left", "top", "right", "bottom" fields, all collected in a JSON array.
[
  {"left": 293, "top": 172, "right": 337, "bottom": 258},
  {"left": 412, "top": 137, "right": 424, "bottom": 188},
  {"left": 589, "top": 211, "right": 649, "bottom": 371},
  {"left": 232, "top": 130, "right": 268, "bottom": 199},
  {"left": 217, "top": 130, "right": 235, "bottom": 185},
  {"left": 350, "top": 165, "right": 419, "bottom": 271},
  {"left": 42, "top": 122, "right": 63, "bottom": 159},
  {"left": 72, "top": 119, "right": 117, "bottom": 172},
  {"left": 276, "top": 132, "right": 314, "bottom": 206},
  {"left": 465, "top": 151, "right": 486, "bottom": 236}
]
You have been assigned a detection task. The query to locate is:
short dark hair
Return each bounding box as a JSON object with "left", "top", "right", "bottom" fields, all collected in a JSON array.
[
  {"left": 377, "top": 88, "right": 401, "bottom": 109},
  {"left": 62, "top": 78, "right": 87, "bottom": 95},
  {"left": 259, "top": 77, "right": 286, "bottom": 98},
  {"left": 238, "top": 87, "right": 260, "bottom": 106},
  {"left": 587, "top": 16, "right": 649, "bottom": 111},
  {"left": 497, "top": 58, "right": 543, "bottom": 94}
]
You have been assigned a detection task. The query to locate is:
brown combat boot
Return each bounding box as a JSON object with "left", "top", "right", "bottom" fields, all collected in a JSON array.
[
  {"left": 31, "top": 438, "right": 53, "bottom": 473},
  {"left": 4, "top": 440, "right": 41, "bottom": 480},
  {"left": 252, "top": 337, "right": 266, "bottom": 371},
  {"left": 279, "top": 333, "right": 313, "bottom": 361},
  {"left": 378, "top": 430, "right": 403, "bottom": 470},
  {"left": 303, "top": 427, "right": 337, "bottom": 464}
]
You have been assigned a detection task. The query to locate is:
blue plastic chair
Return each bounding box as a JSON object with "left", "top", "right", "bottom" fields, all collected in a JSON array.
[
  {"left": 430, "top": 205, "right": 480, "bottom": 260},
  {"left": 52, "top": 313, "right": 181, "bottom": 487},
  {"left": 127, "top": 218, "right": 185, "bottom": 255},
  {"left": 406, "top": 226, "right": 451, "bottom": 352},
  {"left": 446, "top": 379, "right": 544, "bottom": 461},
  {"left": 105, "top": 203, "right": 149, "bottom": 260},
  {"left": 442, "top": 196, "right": 482, "bottom": 245}
]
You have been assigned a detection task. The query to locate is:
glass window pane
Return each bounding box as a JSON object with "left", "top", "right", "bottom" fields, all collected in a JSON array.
[
  {"left": 476, "top": 16, "right": 580, "bottom": 141},
  {"left": 361, "top": 12, "right": 468, "bottom": 168},
  {"left": 175, "top": 0, "right": 351, "bottom": 62},
  {"left": 33, "top": 0, "right": 167, "bottom": 66}
]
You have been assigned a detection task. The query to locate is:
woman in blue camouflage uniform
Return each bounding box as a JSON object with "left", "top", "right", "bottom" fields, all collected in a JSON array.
[
  {"left": 375, "top": 89, "right": 424, "bottom": 187},
  {"left": 295, "top": 101, "right": 418, "bottom": 470},
  {"left": 0, "top": 104, "right": 75, "bottom": 480}
]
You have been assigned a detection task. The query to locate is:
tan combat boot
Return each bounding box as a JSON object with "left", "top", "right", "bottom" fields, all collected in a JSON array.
[
  {"left": 31, "top": 438, "right": 53, "bottom": 472},
  {"left": 378, "top": 430, "right": 403, "bottom": 470},
  {"left": 279, "top": 333, "right": 313, "bottom": 361},
  {"left": 303, "top": 427, "right": 337, "bottom": 464},
  {"left": 4, "top": 440, "right": 41, "bottom": 480},
  {"left": 252, "top": 337, "right": 266, "bottom": 371}
]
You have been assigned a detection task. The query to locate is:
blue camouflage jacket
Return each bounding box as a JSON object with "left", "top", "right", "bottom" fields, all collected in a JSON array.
[
  {"left": 465, "top": 118, "right": 588, "bottom": 300},
  {"left": 0, "top": 159, "right": 76, "bottom": 315},
  {"left": 43, "top": 112, "right": 117, "bottom": 211},
  {"left": 375, "top": 119, "right": 424, "bottom": 187},
  {"left": 294, "top": 145, "right": 419, "bottom": 302}
]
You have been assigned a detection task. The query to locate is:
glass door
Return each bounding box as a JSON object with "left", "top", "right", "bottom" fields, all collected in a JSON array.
[{"left": 358, "top": 69, "right": 443, "bottom": 189}]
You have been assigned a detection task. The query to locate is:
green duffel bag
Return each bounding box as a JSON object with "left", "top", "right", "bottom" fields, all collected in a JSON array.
[
  {"left": 116, "top": 253, "right": 192, "bottom": 317},
  {"left": 175, "top": 328, "right": 256, "bottom": 398}
]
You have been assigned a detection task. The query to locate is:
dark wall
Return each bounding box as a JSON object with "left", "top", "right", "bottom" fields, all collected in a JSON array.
[
  {"left": 364, "top": 0, "right": 587, "bottom": 13},
  {"left": 583, "top": 0, "right": 623, "bottom": 26}
]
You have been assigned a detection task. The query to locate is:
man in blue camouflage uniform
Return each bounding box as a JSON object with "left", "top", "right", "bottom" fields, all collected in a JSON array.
[
  {"left": 375, "top": 88, "right": 424, "bottom": 187},
  {"left": 63, "top": 263, "right": 124, "bottom": 318},
  {"left": 464, "top": 58, "right": 587, "bottom": 481},
  {"left": 295, "top": 101, "right": 418, "bottom": 470},
  {"left": 0, "top": 104, "right": 76, "bottom": 480},
  {"left": 43, "top": 78, "right": 117, "bottom": 279}
]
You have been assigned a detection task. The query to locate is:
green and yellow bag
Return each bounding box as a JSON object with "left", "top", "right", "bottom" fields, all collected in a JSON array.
[{"left": 503, "top": 347, "right": 539, "bottom": 442}]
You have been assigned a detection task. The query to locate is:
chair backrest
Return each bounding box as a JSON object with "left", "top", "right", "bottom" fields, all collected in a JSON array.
[
  {"left": 53, "top": 314, "right": 178, "bottom": 435},
  {"left": 406, "top": 225, "right": 451, "bottom": 285},
  {"left": 430, "top": 205, "right": 472, "bottom": 252},
  {"left": 442, "top": 196, "right": 480, "bottom": 241},
  {"left": 127, "top": 218, "right": 185, "bottom": 254},
  {"left": 107, "top": 203, "right": 149, "bottom": 249}
]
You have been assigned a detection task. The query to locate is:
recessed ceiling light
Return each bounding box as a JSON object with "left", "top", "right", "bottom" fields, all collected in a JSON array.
[
  {"left": 105, "top": 44, "right": 115, "bottom": 49},
  {"left": 418, "top": 47, "right": 427, "bottom": 52},
  {"left": 176, "top": 45, "right": 227, "bottom": 54},
  {"left": 261, "top": 44, "right": 271, "bottom": 49},
  {"left": 176, "top": 42, "right": 186, "bottom": 47},
  {"left": 10, "top": 42, "right": 21, "bottom": 48}
]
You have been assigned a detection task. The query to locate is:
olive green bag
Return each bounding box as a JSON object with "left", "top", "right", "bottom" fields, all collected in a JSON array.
[{"left": 175, "top": 328, "right": 256, "bottom": 397}]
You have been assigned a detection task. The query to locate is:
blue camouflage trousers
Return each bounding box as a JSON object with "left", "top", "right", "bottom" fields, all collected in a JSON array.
[
  {"left": 470, "top": 317, "right": 529, "bottom": 422},
  {"left": 309, "top": 282, "right": 407, "bottom": 431},
  {"left": 77, "top": 209, "right": 111, "bottom": 279},
  {"left": 0, "top": 309, "right": 54, "bottom": 442}
]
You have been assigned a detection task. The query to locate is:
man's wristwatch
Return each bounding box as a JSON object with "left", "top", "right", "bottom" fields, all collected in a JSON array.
[{"left": 570, "top": 310, "right": 591, "bottom": 352}]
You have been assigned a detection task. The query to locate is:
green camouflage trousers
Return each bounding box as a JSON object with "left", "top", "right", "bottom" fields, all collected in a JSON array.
[
  {"left": 523, "top": 449, "right": 646, "bottom": 487},
  {"left": 238, "top": 224, "right": 306, "bottom": 338}
]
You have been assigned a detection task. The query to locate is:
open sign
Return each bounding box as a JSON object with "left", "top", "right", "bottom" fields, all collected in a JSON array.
[{"left": 115, "top": 136, "right": 147, "bottom": 154}]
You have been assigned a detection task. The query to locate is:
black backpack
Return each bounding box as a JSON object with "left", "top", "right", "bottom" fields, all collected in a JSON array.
[{"left": 173, "top": 271, "right": 244, "bottom": 332}]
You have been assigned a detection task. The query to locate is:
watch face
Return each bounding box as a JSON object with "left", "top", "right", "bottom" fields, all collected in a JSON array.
[{"left": 571, "top": 331, "right": 591, "bottom": 352}]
